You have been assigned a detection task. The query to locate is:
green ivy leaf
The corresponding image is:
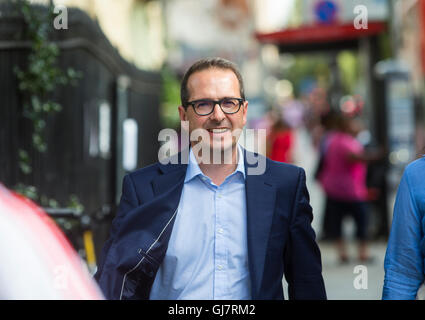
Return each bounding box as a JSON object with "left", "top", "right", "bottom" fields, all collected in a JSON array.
[
  {"left": 18, "top": 149, "right": 29, "bottom": 161},
  {"left": 67, "top": 194, "right": 84, "bottom": 214},
  {"left": 14, "top": 184, "right": 38, "bottom": 200},
  {"left": 19, "top": 162, "right": 32, "bottom": 175}
]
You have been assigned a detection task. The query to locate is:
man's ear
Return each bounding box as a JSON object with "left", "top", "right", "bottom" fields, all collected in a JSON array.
[
  {"left": 178, "top": 105, "right": 187, "bottom": 121},
  {"left": 242, "top": 100, "right": 248, "bottom": 126}
]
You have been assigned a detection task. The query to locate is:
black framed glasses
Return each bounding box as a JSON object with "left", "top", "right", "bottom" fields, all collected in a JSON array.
[{"left": 186, "top": 97, "right": 244, "bottom": 116}]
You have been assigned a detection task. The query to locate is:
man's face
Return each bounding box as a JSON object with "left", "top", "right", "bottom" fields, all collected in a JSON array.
[{"left": 178, "top": 68, "right": 248, "bottom": 156}]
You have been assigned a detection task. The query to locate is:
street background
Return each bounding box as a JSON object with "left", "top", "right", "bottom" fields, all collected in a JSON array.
[{"left": 1, "top": 0, "right": 425, "bottom": 299}]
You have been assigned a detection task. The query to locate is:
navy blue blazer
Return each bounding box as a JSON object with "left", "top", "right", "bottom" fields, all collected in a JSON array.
[{"left": 95, "top": 150, "right": 327, "bottom": 300}]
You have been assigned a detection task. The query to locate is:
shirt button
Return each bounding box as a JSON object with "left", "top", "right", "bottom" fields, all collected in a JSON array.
[
  {"left": 218, "top": 228, "right": 224, "bottom": 234},
  {"left": 217, "top": 265, "right": 223, "bottom": 270}
]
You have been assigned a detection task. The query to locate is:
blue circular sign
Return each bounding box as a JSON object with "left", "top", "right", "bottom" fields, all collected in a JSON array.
[{"left": 314, "top": 0, "right": 338, "bottom": 24}]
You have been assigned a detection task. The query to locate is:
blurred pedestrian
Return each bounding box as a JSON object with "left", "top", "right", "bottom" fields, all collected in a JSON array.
[
  {"left": 318, "top": 114, "right": 384, "bottom": 263},
  {"left": 314, "top": 109, "right": 340, "bottom": 240},
  {"left": 383, "top": 155, "right": 425, "bottom": 300},
  {"left": 267, "top": 113, "right": 294, "bottom": 163}
]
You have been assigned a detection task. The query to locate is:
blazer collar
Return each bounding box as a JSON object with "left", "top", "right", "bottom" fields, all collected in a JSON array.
[{"left": 153, "top": 151, "right": 188, "bottom": 196}]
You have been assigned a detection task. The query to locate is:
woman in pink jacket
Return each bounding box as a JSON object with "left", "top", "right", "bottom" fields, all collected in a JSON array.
[{"left": 318, "top": 115, "right": 383, "bottom": 263}]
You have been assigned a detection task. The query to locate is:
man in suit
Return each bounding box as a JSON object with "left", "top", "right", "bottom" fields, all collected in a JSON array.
[{"left": 95, "top": 57, "right": 326, "bottom": 300}]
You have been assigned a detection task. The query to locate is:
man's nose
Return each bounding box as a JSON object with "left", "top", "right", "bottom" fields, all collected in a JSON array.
[{"left": 209, "top": 103, "right": 226, "bottom": 122}]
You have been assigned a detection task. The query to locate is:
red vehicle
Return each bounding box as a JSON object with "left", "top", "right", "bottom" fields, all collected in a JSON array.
[{"left": 0, "top": 184, "right": 103, "bottom": 299}]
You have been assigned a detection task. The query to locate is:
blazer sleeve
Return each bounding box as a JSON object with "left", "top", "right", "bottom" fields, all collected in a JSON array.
[
  {"left": 94, "top": 174, "right": 140, "bottom": 282},
  {"left": 284, "top": 168, "right": 327, "bottom": 300}
]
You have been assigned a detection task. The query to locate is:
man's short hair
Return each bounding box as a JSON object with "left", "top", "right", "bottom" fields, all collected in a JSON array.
[{"left": 180, "top": 57, "right": 245, "bottom": 108}]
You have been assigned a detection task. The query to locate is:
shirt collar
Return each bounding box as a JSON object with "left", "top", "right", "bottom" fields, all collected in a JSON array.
[{"left": 185, "top": 144, "right": 246, "bottom": 183}]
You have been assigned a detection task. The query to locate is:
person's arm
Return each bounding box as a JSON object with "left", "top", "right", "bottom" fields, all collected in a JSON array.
[
  {"left": 284, "top": 168, "right": 327, "bottom": 300},
  {"left": 347, "top": 147, "right": 386, "bottom": 163},
  {"left": 94, "top": 174, "right": 139, "bottom": 282},
  {"left": 383, "top": 169, "right": 424, "bottom": 300}
]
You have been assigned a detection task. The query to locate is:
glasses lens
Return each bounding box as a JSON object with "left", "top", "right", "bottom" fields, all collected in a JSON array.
[
  {"left": 220, "top": 98, "right": 240, "bottom": 113},
  {"left": 194, "top": 100, "right": 214, "bottom": 115}
]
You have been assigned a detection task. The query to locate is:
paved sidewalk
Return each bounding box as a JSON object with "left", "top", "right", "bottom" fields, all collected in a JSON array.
[
  {"left": 282, "top": 241, "right": 387, "bottom": 300},
  {"left": 318, "top": 240, "right": 387, "bottom": 300}
]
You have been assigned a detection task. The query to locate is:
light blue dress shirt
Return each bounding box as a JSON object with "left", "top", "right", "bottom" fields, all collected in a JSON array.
[
  {"left": 383, "top": 157, "right": 425, "bottom": 300},
  {"left": 149, "top": 145, "right": 251, "bottom": 300}
]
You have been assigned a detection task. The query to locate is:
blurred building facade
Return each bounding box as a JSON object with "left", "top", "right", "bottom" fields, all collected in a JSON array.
[
  {"left": 391, "top": 0, "right": 425, "bottom": 153},
  {"left": 30, "top": 0, "right": 166, "bottom": 71}
]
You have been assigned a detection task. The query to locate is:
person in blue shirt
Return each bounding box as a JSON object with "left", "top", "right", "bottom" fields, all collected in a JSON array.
[
  {"left": 383, "top": 156, "right": 425, "bottom": 299},
  {"left": 95, "top": 57, "right": 326, "bottom": 300}
]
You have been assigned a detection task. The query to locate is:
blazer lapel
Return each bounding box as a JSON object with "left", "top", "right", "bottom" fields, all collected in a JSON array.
[
  {"left": 152, "top": 151, "right": 188, "bottom": 196},
  {"left": 244, "top": 151, "right": 276, "bottom": 299},
  {"left": 152, "top": 165, "right": 187, "bottom": 197}
]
